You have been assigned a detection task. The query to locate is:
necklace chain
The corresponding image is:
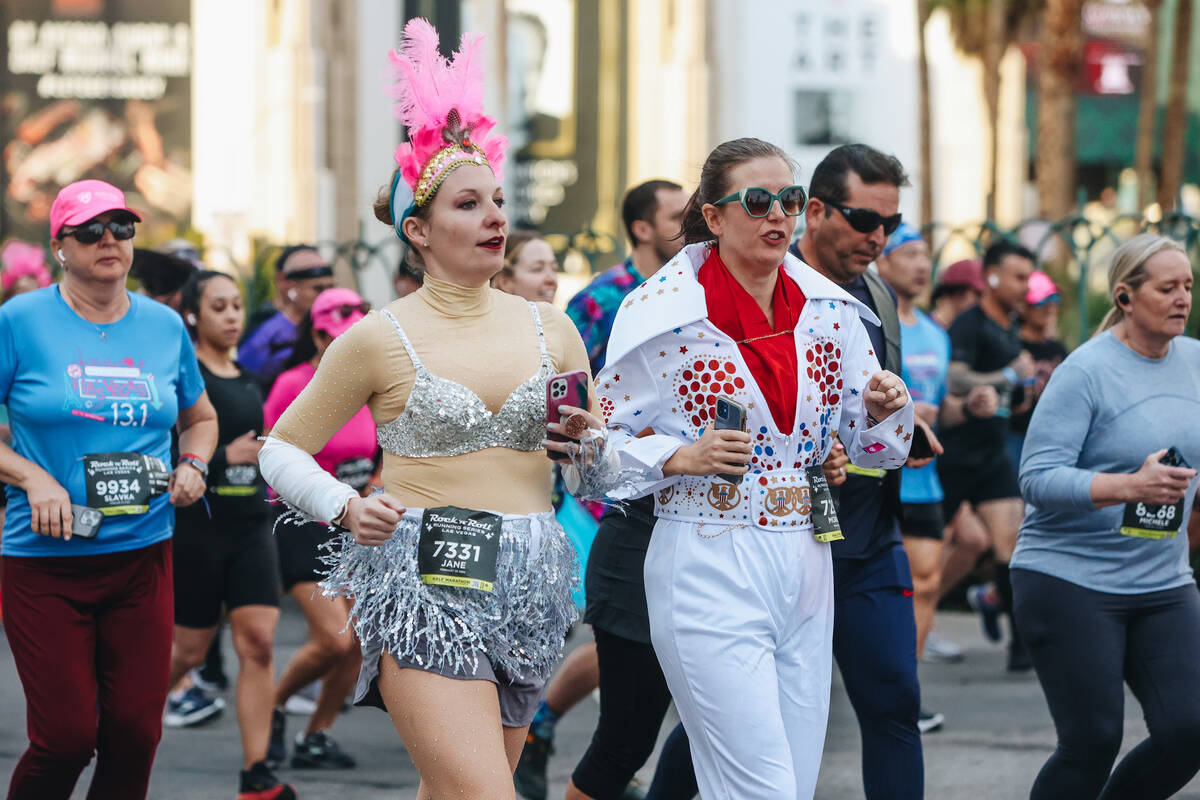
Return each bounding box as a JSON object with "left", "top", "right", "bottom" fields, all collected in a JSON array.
[{"left": 736, "top": 328, "right": 796, "bottom": 345}]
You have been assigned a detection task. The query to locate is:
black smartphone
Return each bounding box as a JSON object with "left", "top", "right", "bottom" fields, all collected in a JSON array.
[
  {"left": 909, "top": 424, "right": 935, "bottom": 460},
  {"left": 714, "top": 396, "right": 748, "bottom": 484},
  {"left": 1161, "top": 447, "right": 1191, "bottom": 470},
  {"left": 71, "top": 504, "right": 103, "bottom": 539}
]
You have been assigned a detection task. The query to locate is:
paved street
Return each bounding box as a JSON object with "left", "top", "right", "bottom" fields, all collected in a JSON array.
[{"left": 3, "top": 606, "right": 1200, "bottom": 799}]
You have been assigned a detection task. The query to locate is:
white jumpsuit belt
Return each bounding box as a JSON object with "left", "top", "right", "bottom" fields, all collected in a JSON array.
[{"left": 654, "top": 468, "right": 819, "bottom": 532}]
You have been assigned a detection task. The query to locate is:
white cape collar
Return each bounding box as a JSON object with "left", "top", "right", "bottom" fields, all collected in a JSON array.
[{"left": 605, "top": 242, "right": 879, "bottom": 367}]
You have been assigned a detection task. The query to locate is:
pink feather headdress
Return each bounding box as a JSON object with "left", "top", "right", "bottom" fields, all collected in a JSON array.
[{"left": 389, "top": 18, "right": 507, "bottom": 210}]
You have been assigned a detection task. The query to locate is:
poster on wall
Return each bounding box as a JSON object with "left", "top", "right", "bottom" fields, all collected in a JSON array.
[{"left": 1, "top": 0, "right": 191, "bottom": 242}]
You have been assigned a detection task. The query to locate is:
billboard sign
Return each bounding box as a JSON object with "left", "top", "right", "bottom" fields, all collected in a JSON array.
[{"left": 1, "top": 0, "right": 191, "bottom": 241}]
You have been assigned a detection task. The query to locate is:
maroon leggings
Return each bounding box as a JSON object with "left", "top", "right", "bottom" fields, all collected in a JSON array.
[{"left": 3, "top": 539, "right": 173, "bottom": 800}]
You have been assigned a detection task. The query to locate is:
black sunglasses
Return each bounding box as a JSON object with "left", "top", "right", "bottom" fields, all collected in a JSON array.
[
  {"left": 817, "top": 199, "right": 902, "bottom": 236},
  {"left": 61, "top": 220, "right": 136, "bottom": 245},
  {"left": 325, "top": 302, "right": 371, "bottom": 323}
]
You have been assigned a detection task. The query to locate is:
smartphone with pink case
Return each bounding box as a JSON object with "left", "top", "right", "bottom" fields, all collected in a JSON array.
[{"left": 546, "top": 370, "right": 590, "bottom": 460}]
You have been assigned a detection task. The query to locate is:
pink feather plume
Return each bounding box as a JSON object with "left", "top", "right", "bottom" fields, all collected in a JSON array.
[{"left": 389, "top": 17, "right": 506, "bottom": 187}]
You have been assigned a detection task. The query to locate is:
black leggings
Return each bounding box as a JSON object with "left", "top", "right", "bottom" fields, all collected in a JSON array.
[
  {"left": 1012, "top": 568, "right": 1200, "bottom": 800},
  {"left": 571, "top": 627, "right": 697, "bottom": 800}
]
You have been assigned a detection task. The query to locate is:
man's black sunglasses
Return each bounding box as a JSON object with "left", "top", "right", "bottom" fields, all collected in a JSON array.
[
  {"left": 61, "top": 220, "right": 137, "bottom": 245},
  {"left": 816, "top": 198, "right": 902, "bottom": 236}
]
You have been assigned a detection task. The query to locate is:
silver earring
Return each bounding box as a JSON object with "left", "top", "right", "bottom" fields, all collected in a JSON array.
[{"left": 423, "top": 241, "right": 430, "bottom": 248}]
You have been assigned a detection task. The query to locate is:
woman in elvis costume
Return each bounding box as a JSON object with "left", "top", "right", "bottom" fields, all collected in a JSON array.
[
  {"left": 258, "top": 20, "right": 603, "bottom": 797},
  {"left": 558, "top": 138, "right": 914, "bottom": 800}
]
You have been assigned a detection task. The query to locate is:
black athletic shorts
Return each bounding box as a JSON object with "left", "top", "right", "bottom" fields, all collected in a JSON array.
[
  {"left": 173, "top": 514, "right": 280, "bottom": 628},
  {"left": 277, "top": 516, "right": 338, "bottom": 592},
  {"left": 900, "top": 501, "right": 945, "bottom": 540},
  {"left": 937, "top": 449, "right": 1021, "bottom": 518}
]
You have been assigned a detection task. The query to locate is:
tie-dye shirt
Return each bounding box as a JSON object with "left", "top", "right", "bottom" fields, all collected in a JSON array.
[{"left": 565, "top": 257, "right": 645, "bottom": 375}]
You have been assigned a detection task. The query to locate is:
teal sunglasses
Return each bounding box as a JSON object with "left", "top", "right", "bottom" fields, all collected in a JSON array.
[{"left": 713, "top": 185, "right": 808, "bottom": 218}]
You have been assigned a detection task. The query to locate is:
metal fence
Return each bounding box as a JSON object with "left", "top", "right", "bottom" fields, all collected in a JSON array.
[{"left": 921, "top": 212, "right": 1200, "bottom": 344}]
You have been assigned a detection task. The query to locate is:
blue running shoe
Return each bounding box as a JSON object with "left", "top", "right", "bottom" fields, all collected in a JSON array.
[
  {"left": 967, "top": 583, "right": 1003, "bottom": 642},
  {"left": 164, "top": 687, "right": 225, "bottom": 728}
]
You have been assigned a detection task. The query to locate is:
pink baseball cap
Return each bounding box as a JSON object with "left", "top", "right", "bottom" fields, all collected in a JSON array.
[
  {"left": 1025, "top": 270, "right": 1060, "bottom": 306},
  {"left": 311, "top": 287, "right": 367, "bottom": 339},
  {"left": 49, "top": 179, "right": 141, "bottom": 237}
]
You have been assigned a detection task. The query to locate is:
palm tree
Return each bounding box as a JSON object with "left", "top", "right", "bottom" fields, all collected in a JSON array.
[
  {"left": 1134, "top": 0, "right": 1162, "bottom": 211},
  {"left": 918, "top": 0, "right": 934, "bottom": 228},
  {"left": 1036, "top": 0, "right": 1086, "bottom": 220},
  {"left": 940, "top": 0, "right": 1039, "bottom": 220},
  {"left": 1158, "top": 0, "right": 1193, "bottom": 211}
]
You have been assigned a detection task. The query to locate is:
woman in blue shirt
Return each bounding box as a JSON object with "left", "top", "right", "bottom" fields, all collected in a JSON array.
[
  {"left": 0, "top": 180, "right": 217, "bottom": 800},
  {"left": 1012, "top": 233, "right": 1200, "bottom": 800}
]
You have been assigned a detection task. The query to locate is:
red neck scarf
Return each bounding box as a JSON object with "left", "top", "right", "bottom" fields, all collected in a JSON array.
[{"left": 697, "top": 247, "right": 805, "bottom": 432}]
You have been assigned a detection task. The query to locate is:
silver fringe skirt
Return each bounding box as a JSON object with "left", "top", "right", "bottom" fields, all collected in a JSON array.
[{"left": 318, "top": 508, "right": 578, "bottom": 703}]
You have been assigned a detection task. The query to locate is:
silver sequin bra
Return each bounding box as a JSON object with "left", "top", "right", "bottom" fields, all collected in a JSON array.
[{"left": 377, "top": 305, "right": 553, "bottom": 458}]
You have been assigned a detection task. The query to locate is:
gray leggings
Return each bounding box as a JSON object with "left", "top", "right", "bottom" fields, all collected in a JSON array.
[{"left": 1012, "top": 568, "right": 1200, "bottom": 800}]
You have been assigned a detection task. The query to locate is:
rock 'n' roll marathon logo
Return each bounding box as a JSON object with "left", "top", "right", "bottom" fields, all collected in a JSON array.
[{"left": 64, "top": 357, "right": 161, "bottom": 426}]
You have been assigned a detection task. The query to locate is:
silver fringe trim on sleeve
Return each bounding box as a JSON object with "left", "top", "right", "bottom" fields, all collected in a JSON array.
[
  {"left": 566, "top": 428, "right": 645, "bottom": 503},
  {"left": 318, "top": 510, "right": 578, "bottom": 690}
]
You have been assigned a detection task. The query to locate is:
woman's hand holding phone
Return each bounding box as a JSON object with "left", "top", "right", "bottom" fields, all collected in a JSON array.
[
  {"left": 663, "top": 425, "right": 753, "bottom": 479},
  {"left": 545, "top": 370, "right": 592, "bottom": 461},
  {"left": 544, "top": 404, "right": 606, "bottom": 461}
]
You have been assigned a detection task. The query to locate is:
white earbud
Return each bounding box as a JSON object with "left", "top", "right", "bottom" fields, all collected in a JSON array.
[
  {"left": 57, "top": 249, "right": 65, "bottom": 262},
  {"left": 988, "top": 274, "right": 999, "bottom": 288},
  {"left": 186, "top": 313, "right": 197, "bottom": 326},
  {"left": 287, "top": 289, "right": 298, "bottom": 301}
]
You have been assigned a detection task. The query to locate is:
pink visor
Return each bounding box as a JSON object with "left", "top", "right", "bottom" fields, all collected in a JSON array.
[
  {"left": 50, "top": 179, "right": 141, "bottom": 238},
  {"left": 311, "top": 287, "right": 367, "bottom": 339}
]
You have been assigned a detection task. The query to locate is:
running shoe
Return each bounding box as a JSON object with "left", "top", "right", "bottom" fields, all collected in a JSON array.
[
  {"left": 513, "top": 729, "right": 553, "bottom": 800},
  {"left": 922, "top": 630, "right": 965, "bottom": 663},
  {"left": 967, "top": 583, "right": 1003, "bottom": 642},
  {"left": 284, "top": 695, "right": 317, "bottom": 715},
  {"left": 284, "top": 680, "right": 321, "bottom": 715},
  {"left": 620, "top": 777, "right": 648, "bottom": 799},
  {"left": 266, "top": 708, "right": 287, "bottom": 770},
  {"left": 237, "top": 760, "right": 296, "bottom": 800},
  {"left": 164, "top": 687, "right": 225, "bottom": 728},
  {"left": 918, "top": 709, "right": 945, "bottom": 734},
  {"left": 291, "top": 730, "right": 356, "bottom": 769}
]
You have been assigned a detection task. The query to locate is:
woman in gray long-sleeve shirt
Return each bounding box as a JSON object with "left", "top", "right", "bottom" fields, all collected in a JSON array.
[{"left": 1010, "top": 233, "right": 1200, "bottom": 800}]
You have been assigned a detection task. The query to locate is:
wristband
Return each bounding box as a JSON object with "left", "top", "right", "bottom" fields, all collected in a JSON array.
[
  {"left": 178, "top": 454, "right": 209, "bottom": 478},
  {"left": 1000, "top": 366, "right": 1019, "bottom": 388}
]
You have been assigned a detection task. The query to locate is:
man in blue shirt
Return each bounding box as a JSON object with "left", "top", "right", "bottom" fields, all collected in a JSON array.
[
  {"left": 792, "top": 145, "right": 933, "bottom": 799},
  {"left": 877, "top": 223, "right": 952, "bottom": 732}
]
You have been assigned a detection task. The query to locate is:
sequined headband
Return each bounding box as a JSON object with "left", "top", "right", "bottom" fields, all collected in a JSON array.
[{"left": 415, "top": 141, "right": 491, "bottom": 207}]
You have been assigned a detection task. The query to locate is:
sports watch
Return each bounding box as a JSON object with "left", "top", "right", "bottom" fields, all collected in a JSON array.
[{"left": 177, "top": 453, "right": 209, "bottom": 479}]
